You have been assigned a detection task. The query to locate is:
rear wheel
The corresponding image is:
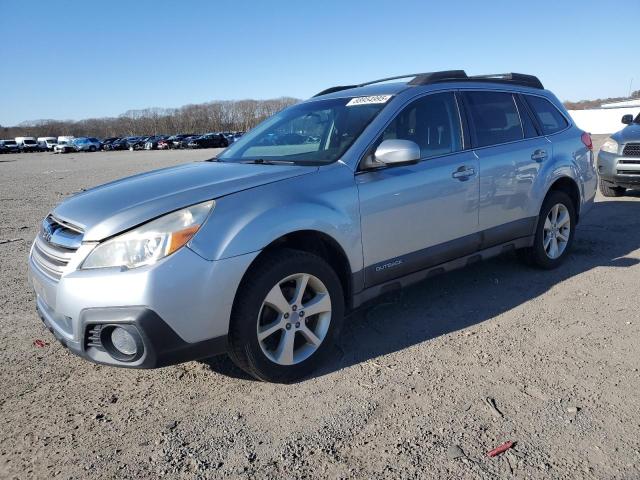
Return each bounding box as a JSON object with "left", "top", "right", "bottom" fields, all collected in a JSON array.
[
  {"left": 228, "top": 249, "right": 344, "bottom": 383},
  {"left": 518, "top": 191, "right": 576, "bottom": 269},
  {"left": 599, "top": 178, "right": 626, "bottom": 197}
]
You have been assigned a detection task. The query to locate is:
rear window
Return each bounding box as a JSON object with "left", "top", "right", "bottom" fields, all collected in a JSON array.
[
  {"left": 524, "top": 95, "right": 569, "bottom": 135},
  {"left": 463, "top": 91, "right": 523, "bottom": 147}
]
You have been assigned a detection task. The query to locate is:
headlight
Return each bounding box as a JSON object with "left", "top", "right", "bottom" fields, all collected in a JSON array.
[
  {"left": 600, "top": 138, "right": 619, "bottom": 154},
  {"left": 81, "top": 200, "right": 214, "bottom": 270}
]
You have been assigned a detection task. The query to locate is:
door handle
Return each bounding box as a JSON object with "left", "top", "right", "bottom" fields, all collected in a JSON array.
[
  {"left": 452, "top": 166, "right": 476, "bottom": 180},
  {"left": 531, "top": 149, "right": 548, "bottom": 162}
]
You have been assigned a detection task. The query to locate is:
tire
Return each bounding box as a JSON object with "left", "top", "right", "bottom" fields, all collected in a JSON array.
[
  {"left": 599, "top": 178, "right": 625, "bottom": 197},
  {"left": 518, "top": 190, "right": 576, "bottom": 269},
  {"left": 89, "top": 146, "right": 96, "bottom": 152},
  {"left": 228, "top": 248, "right": 344, "bottom": 383}
]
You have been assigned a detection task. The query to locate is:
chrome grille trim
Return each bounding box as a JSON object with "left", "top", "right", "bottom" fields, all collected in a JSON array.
[{"left": 31, "top": 215, "right": 84, "bottom": 280}]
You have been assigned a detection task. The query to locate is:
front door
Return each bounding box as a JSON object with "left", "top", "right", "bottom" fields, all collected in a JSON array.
[{"left": 356, "top": 92, "right": 480, "bottom": 287}]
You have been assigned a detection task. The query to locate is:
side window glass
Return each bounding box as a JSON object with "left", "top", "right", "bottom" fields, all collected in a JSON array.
[
  {"left": 525, "top": 95, "right": 569, "bottom": 135},
  {"left": 380, "top": 92, "right": 462, "bottom": 159},
  {"left": 463, "top": 91, "right": 523, "bottom": 147},
  {"left": 515, "top": 95, "right": 539, "bottom": 138}
]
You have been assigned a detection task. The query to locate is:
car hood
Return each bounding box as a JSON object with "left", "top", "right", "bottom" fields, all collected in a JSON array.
[
  {"left": 612, "top": 123, "right": 640, "bottom": 144},
  {"left": 53, "top": 161, "right": 316, "bottom": 241}
]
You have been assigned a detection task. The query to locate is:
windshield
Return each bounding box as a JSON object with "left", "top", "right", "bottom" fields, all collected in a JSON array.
[
  {"left": 217, "top": 97, "right": 388, "bottom": 165},
  {"left": 24, "top": 140, "right": 36, "bottom": 144},
  {"left": 635, "top": 113, "right": 640, "bottom": 124}
]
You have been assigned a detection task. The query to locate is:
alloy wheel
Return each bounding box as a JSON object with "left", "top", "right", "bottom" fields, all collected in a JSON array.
[
  {"left": 257, "top": 273, "right": 332, "bottom": 366},
  {"left": 543, "top": 203, "right": 571, "bottom": 259}
]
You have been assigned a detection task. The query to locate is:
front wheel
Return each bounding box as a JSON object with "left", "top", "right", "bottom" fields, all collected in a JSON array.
[
  {"left": 518, "top": 191, "right": 576, "bottom": 269},
  {"left": 599, "top": 178, "right": 626, "bottom": 197},
  {"left": 228, "top": 249, "right": 344, "bottom": 383}
]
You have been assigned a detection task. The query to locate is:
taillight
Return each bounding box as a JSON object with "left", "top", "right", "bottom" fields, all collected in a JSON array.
[{"left": 581, "top": 132, "right": 593, "bottom": 151}]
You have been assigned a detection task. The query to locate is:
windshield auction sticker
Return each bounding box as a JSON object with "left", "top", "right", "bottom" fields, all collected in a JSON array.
[{"left": 346, "top": 95, "right": 393, "bottom": 106}]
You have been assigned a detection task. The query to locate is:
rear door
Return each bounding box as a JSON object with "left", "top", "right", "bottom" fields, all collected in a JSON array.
[
  {"left": 357, "top": 91, "right": 480, "bottom": 287},
  {"left": 462, "top": 90, "right": 549, "bottom": 245}
]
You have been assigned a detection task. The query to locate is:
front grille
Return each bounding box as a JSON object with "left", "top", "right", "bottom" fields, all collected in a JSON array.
[
  {"left": 617, "top": 170, "right": 640, "bottom": 176},
  {"left": 622, "top": 143, "right": 640, "bottom": 157},
  {"left": 31, "top": 216, "right": 83, "bottom": 280},
  {"left": 85, "top": 324, "right": 105, "bottom": 350}
]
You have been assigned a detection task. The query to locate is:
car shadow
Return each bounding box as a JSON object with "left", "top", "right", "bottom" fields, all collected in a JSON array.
[{"left": 202, "top": 199, "right": 640, "bottom": 382}]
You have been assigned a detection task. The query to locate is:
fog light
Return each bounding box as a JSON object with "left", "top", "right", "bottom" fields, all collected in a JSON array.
[
  {"left": 111, "top": 327, "right": 137, "bottom": 356},
  {"left": 99, "top": 324, "right": 144, "bottom": 362}
]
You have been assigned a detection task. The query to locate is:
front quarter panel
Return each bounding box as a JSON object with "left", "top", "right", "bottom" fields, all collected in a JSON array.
[{"left": 189, "top": 162, "right": 363, "bottom": 273}]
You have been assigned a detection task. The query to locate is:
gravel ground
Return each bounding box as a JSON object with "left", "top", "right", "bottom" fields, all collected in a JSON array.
[{"left": 1, "top": 137, "right": 639, "bottom": 479}]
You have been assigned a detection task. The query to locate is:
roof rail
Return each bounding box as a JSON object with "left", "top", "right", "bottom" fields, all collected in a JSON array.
[
  {"left": 469, "top": 73, "right": 544, "bottom": 90},
  {"left": 407, "top": 70, "right": 469, "bottom": 85},
  {"left": 313, "top": 70, "right": 544, "bottom": 97},
  {"left": 313, "top": 85, "right": 358, "bottom": 97}
]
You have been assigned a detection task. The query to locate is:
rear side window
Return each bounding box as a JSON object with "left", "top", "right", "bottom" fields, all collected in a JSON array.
[
  {"left": 380, "top": 92, "right": 462, "bottom": 159},
  {"left": 463, "top": 91, "right": 523, "bottom": 147},
  {"left": 524, "top": 95, "right": 569, "bottom": 135}
]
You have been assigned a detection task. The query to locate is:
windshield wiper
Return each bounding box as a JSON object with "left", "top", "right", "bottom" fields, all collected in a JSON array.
[{"left": 240, "top": 159, "right": 295, "bottom": 165}]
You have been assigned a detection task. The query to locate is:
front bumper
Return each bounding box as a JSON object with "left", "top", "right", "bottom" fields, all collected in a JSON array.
[
  {"left": 28, "top": 243, "right": 259, "bottom": 368},
  {"left": 597, "top": 150, "right": 640, "bottom": 188},
  {"left": 36, "top": 304, "right": 229, "bottom": 368}
]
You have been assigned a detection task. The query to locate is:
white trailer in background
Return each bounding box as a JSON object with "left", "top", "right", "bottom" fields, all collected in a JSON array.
[{"left": 568, "top": 99, "right": 640, "bottom": 135}]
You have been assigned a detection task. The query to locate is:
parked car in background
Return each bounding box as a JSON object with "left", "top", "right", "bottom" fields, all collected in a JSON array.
[
  {"left": 187, "top": 133, "right": 228, "bottom": 149},
  {"left": 144, "top": 135, "right": 169, "bottom": 150},
  {"left": 221, "top": 132, "right": 236, "bottom": 144},
  {"left": 0, "top": 139, "right": 20, "bottom": 153},
  {"left": 597, "top": 112, "right": 640, "bottom": 196},
  {"left": 101, "top": 137, "right": 120, "bottom": 150},
  {"left": 15, "top": 137, "right": 40, "bottom": 152},
  {"left": 167, "top": 134, "right": 195, "bottom": 149},
  {"left": 156, "top": 137, "right": 173, "bottom": 150},
  {"left": 26, "top": 71, "right": 596, "bottom": 382},
  {"left": 127, "top": 137, "right": 151, "bottom": 150},
  {"left": 72, "top": 137, "right": 102, "bottom": 152},
  {"left": 177, "top": 135, "right": 200, "bottom": 149},
  {"left": 37, "top": 137, "right": 58, "bottom": 151},
  {"left": 53, "top": 140, "right": 75, "bottom": 153},
  {"left": 110, "top": 137, "right": 141, "bottom": 151}
]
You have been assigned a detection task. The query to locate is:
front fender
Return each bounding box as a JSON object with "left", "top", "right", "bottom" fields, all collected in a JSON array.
[{"left": 189, "top": 164, "right": 363, "bottom": 273}]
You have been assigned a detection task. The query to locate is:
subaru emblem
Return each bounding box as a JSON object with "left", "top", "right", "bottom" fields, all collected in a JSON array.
[{"left": 42, "top": 221, "right": 55, "bottom": 243}]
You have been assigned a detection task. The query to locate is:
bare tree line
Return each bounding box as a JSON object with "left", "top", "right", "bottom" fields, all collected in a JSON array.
[
  {"left": 564, "top": 90, "right": 640, "bottom": 110},
  {"left": 0, "top": 97, "right": 300, "bottom": 139}
]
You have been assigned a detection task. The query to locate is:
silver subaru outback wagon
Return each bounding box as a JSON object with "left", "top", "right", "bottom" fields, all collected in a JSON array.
[{"left": 28, "top": 71, "right": 597, "bottom": 382}]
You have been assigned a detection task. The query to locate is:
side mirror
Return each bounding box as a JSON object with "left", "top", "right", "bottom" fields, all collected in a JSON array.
[
  {"left": 622, "top": 114, "right": 633, "bottom": 125},
  {"left": 364, "top": 139, "right": 421, "bottom": 169}
]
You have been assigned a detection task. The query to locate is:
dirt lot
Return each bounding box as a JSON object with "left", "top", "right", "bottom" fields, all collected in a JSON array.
[{"left": 1, "top": 137, "right": 639, "bottom": 479}]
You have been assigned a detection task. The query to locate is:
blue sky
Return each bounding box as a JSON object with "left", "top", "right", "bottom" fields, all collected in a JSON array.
[{"left": 0, "top": 0, "right": 638, "bottom": 126}]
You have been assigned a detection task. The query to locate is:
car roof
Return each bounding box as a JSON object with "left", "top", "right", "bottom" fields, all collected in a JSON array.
[{"left": 308, "top": 71, "right": 552, "bottom": 103}]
